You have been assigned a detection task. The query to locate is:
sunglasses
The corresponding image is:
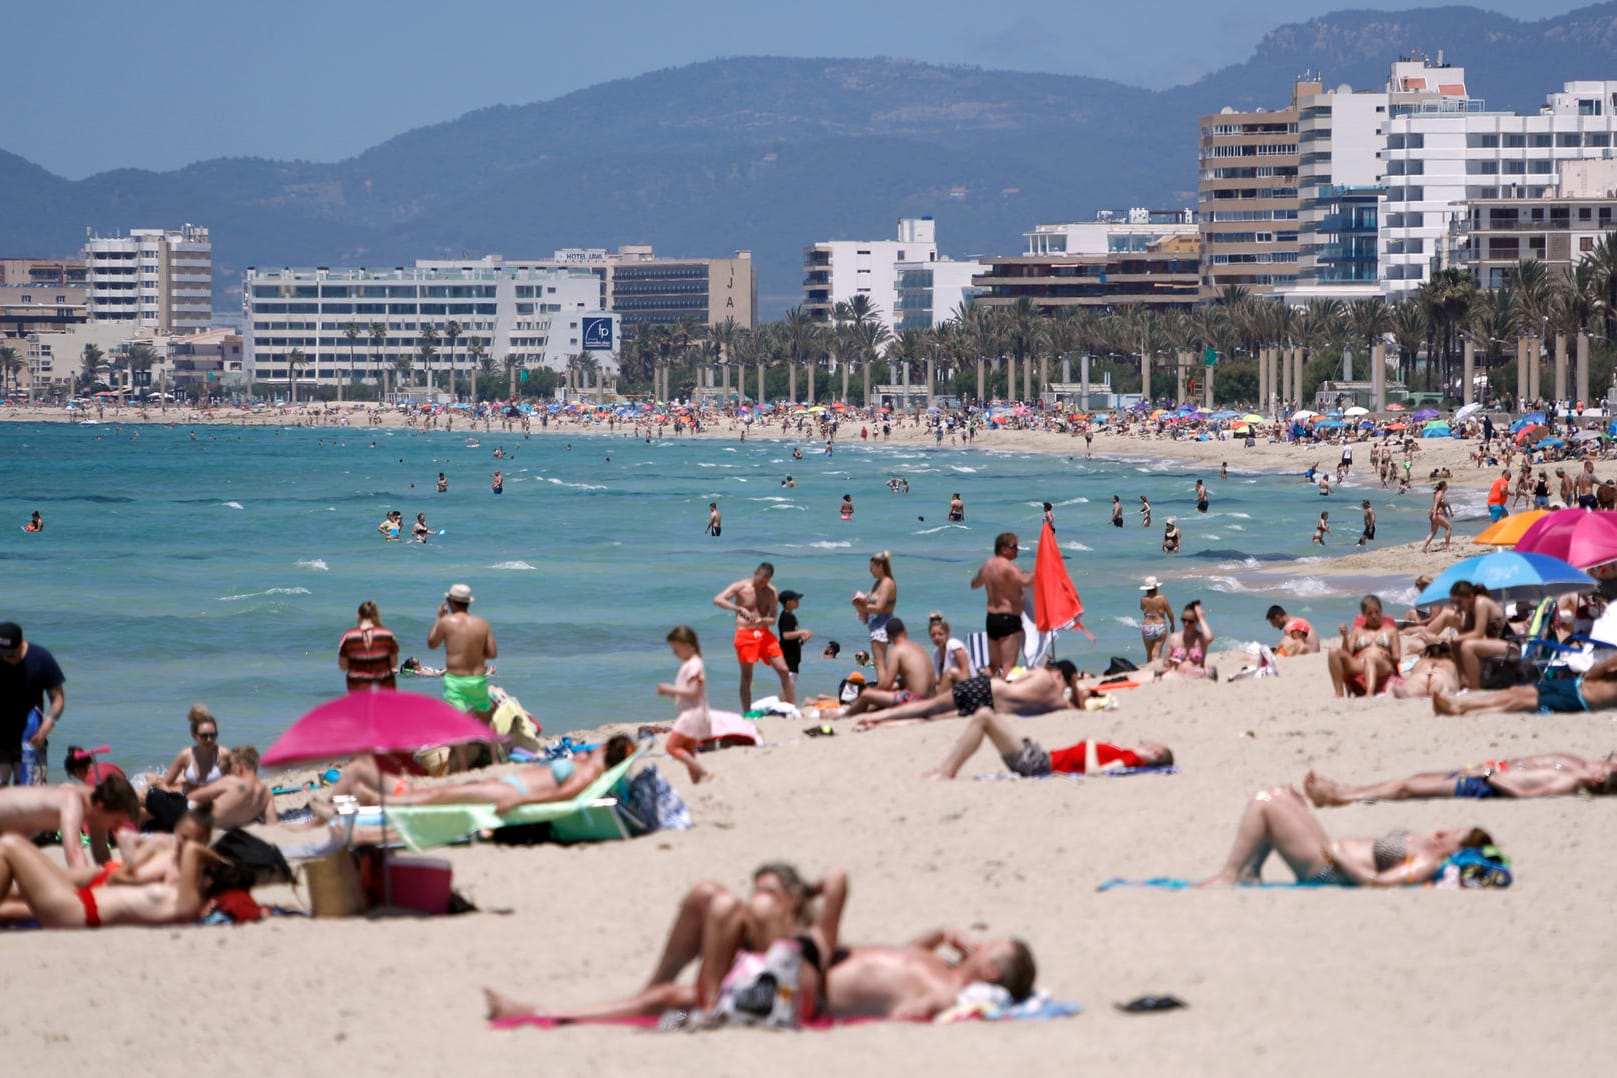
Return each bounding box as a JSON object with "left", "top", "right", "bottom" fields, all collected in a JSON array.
[{"left": 196, "top": 731, "right": 218, "bottom": 741}]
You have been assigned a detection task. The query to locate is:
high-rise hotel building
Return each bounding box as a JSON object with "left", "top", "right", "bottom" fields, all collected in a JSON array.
[
  {"left": 1197, "top": 84, "right": 1313, "bottom": 297},
  {"left": 82, "top": 225, "right": 212, "bottom": 333}
]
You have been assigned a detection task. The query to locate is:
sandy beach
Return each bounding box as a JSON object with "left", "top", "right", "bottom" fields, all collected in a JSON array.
[
  {"left": 6, "top": 404, "right": 1612, "bottom": 1075},
  {"left": 7, "top": 653, "right": 1613, "bottom": 1075}
]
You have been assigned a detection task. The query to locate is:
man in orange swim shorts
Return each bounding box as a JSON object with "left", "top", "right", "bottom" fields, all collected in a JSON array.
[{"left": 714, "top": 562, "right": 798, "bottom": 712}]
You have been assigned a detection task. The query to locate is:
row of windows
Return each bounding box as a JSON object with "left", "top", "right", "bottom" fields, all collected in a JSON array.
[
  {"left": 1210, "top": 253, "right": 1300, "bottom": 264},
  {"left": 1204, "top": 143, "right": 1298, "bottom": 158},
  {"left": 1204, "top": 209, "right": 1299, "bottom": 222},
  {"left": 1466, "top": 159, "right": 1557, "bottom": 175}
]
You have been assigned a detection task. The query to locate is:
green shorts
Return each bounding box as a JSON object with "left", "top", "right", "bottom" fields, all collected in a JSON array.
[{"left": 443, "top": 672, "right": 492, "bottom": 714}]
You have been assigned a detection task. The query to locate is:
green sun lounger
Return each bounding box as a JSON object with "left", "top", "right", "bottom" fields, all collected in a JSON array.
[{"left": 382, "top": 746, "right": 645, "bottom": 852}]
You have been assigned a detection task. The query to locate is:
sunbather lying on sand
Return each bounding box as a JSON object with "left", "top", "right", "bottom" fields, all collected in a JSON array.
[
  {"left": 184, "top": 746, "right": 276, "bottom": 829},
  {"left": 825, "top": 929, "right": 1037, "bottom": 1020},
  {"left": 1198, "top": 784, "right": 1494, "bottom": 887},
  {"left": 0, "top": 831, "right": 224, "bottom": 928},
  {"left": 484, "top": 862, "right": 847, "bottom": 1023},
  {"left": 1305, "top": 753, "right": 1617, "bottom": 804},
  {"left": 923, "top": 709, "right": 1171, "bottom": 779},
  {"left": 376, "top": 735, "right": 636, "bottom": 814},
  {"left": 854, "top": 661, "right": 1089, "bottom": 730},
  {"left": 1432, "top": 653, "right": 1617, "bottom": 715},
  {"left": 0, "top": 809, "right": 213, "bottom": 922}
]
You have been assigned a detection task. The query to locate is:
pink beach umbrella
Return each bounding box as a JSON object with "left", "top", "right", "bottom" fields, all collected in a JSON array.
[
  {"left": 262, "top": 691, "right": 496, "bottom": 767},
  {"left": 1514, "top": 509, "right": 1617, "bottom": 569},
  {"left": 263, "top": 693, "right": 497, "bottom": 904}
]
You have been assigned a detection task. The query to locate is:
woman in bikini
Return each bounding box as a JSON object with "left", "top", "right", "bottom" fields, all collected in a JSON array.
[
  {"left": 155, "top": 705, "right": 233, "bottom": 795},
  {"left": 1157, "top": 601, "right": 1213, "bottom": 680},
  {"left": 1449, "top": 581, "right": 1511, "bottom": 691},
  {"left": 1420, "top": 481, "right": 1453, "bottom": 552},
  {"left": 1198, "top": 784, "right": 1495, "bottom": 886},
  {"left": 1390, "top": 640, "right": 1460, "bottom": 699},
  {"left": 1138, "top": 577, "right": 1174, "bottom": 664},
  {"left": 379, "top": 735, "right": 635, "bottom": 813},
  {"left": 1328, "top": 594, "right": 1400, "bottom": 697},
  {"left": 484, "top": 863, "right": 848, "bottom": 1024},
  {"left": 0, "top": 831, "right": 221, "bottom": 928},
  {"left": 851, "top": 551, "right": 898, "bottom": 673}
]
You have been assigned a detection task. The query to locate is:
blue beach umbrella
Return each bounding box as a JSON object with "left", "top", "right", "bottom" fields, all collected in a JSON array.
[
  {"left": 1415, "top": 551, "right": 1595, "bottom": 606},
  {"left": 1538, "top": 437, "right": 1566, "bottom": 449},
  {"left": 1210, "top": 409, "right": 1239, "bottom": 420}
]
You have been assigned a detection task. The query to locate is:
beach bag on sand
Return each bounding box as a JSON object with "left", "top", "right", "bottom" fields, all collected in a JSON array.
[
  {"left": 704, "top": 938, "right": 803, "bottom": 1030},
  {"left": 616, "top": 765, "right": 692, "bottom": 837},
  {"left": 1104, "top": 657, "right": 1138, "bottom": 677},
  {"left": 1436, "top": 846, "right": 1513, "bottom": 889},
  {"left": 838, "top": 675, "right": 866, "bottom": 704}
]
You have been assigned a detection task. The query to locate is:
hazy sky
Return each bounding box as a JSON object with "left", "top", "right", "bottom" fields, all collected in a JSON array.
[{"left": 10, "top": 0, "right": 1585, "bottom": 177}]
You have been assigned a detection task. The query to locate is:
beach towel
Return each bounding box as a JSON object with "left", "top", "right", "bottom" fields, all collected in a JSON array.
[
  {"left": 975, "top": 766, "right": 1179, "bottom": 782},
  {"left": 490, "top": 992, "right": 1082, "bottom": 1032},
  {"left": 383, "top": 746, "right": 646, "bottom": 851}
]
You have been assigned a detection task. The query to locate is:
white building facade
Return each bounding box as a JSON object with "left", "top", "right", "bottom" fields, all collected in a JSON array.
[
  {"left": 804, "top": 217, "right": 940, "bottom": 331},
  {"left": 893, "top": 258, "right": 985, "bottom": 331},
  {"left": 82, "top": 225, "right": 212, "bottom": 333},
  {"left": 1381, "top": 78, "right": 1617, "bottom": 293},
  {"left": 242, "top": 265, "right": 618, "bottom": 394}
]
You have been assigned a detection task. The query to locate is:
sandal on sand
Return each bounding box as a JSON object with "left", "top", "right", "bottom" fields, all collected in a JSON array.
[
  {"left": 1115, "top": 995, "right": 1188, "bottom": 1014},
  {"left": 804, "top": 724, "right": 836, "bottom": 738}
]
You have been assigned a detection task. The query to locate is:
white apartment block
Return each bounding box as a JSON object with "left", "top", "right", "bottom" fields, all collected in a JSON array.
[
  {"left": 1023, "top": 209, "right": 1196, "bottom": 259},
  {"left": 803, "top": 217, "right": 940, "bottom": 331},
  {"left": 1381, "top": 77, "right": 1617, "bottom": 293},
  {"left": 893, "top": 257, "right": 985, "bottom": 331},
  {"left": 82, "top": 225, "right": 212, "bottom": 333},
  {"left": 242, "top": 265, "right": 618, "bottom": 393}
]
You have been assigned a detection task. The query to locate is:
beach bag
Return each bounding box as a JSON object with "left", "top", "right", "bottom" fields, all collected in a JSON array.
[
  {"left": 838, "top": 676, "right": 866, "bottom": 704},
  {"left": 1436, "top": 846, "right": 1512, "bottom": 889},
  {"left": 212, "top": 827, "right": 293, "bottom": 886},
  {"left": 1103, "top": 656, "right": 1138, "bottom": 677},
  {"left": 705, "top": 938, "right": 804, "bottom": 1030},
  {"left": 616, "top": 764, "right": 692, "bottom": 837}
]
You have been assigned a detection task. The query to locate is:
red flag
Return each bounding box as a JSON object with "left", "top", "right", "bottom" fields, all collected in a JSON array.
[{"left": 1033, "top": 520, "right": 1091, "bottom": 638}]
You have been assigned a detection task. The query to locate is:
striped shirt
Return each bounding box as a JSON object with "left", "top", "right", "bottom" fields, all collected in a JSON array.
[{"left": 338, "top": 625, "right": 399, "bottom": 691}]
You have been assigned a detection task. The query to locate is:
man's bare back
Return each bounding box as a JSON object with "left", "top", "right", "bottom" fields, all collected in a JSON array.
[
  {"left": 429, "top": 608, "right": 496, "bottom": 675},
  {"left": 825, "top": 946, "right": 964, "bottom": 1019},
  {"left": 972, "top": 555, "right": 1029, "bottom": 615},
  {"left": 885, "top": 638, "right": 936, "bottom": 697},
  {"left": 0, "top": 784, "right": 86, "bottom": 837}
]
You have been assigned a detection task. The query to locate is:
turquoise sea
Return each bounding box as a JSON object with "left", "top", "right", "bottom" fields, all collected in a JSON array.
[{"left": 2, "top": 421, "right": 1480, "bottom": 772}]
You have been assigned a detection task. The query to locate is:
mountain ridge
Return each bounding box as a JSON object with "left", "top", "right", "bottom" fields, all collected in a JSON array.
[{"left": 5, "top": 4, "right": 1617, "bottom": 317}]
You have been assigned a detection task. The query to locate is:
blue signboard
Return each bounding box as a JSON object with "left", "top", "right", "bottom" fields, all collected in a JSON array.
[{"left": 582, "top": 316, "right": 614, "bottom": 351}]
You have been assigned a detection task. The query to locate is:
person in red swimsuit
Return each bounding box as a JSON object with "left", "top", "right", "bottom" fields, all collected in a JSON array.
[
  {"left": 0, "top": 831, "right": 220, "bottom": 928},
  {"left": 924, "top": 709, "right": 1173, "bottom": 779}
]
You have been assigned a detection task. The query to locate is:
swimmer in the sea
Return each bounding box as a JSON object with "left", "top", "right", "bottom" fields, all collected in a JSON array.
[
  {"left": 491, "top": 471, "right": 503, "bottom": 495},
  {"left": 413, "top": 513, "right": 431, "bottom": 542},
  {"left": 706, "top": 503, "right": 722, "bottom": 538}
]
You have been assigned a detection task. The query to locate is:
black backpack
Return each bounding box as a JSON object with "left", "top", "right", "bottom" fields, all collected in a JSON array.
[{"left": 212, "top": 828, "right": 292, "bottom": 886}]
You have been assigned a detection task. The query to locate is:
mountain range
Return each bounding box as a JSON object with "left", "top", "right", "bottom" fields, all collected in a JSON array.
[{"left": 6, "top": 3, "right": 1617, "bottom": 319}]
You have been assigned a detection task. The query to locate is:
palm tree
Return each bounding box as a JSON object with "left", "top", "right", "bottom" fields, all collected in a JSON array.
[
  {"left": 393, "top": 355, "right": 413, "bottom": 394},
  {"left": 369, "top": 322, "right": 389, "bottom": 399},
  {"left": 417, "top": 325, "right": 439, "bottom": 395},
  {"left": 504, "top": 354, "right": 522, "bottom": 400},
  {"left": 126, "top": 342, "right": 158, "bottom": 397},
  {"left": 342, "top": 321, "right": 361, "bottom": 404},
  {"left": 1347, "top": 298, "right": 1395, "bottom": 383},
  {"left": 443, "top": 320, "right": 462, "bottom": 402},
  {"left": 80, "top": 343, "right": 104, "bottom": 392},
  {"left": 285, "top": 347, "right": 307, "bottom": 404},
  {"left": 466, "top": 338, "right": 487, "bottom": 405},
  {"left": 1390, "top": 301, "right": 1428, "bottom": 388},
  {"left": 0, "top": 346, "right": 21, "bottom": 393}
]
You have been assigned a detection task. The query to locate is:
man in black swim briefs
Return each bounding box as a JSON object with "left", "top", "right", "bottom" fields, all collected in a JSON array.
[{"left": 970, "top": 533, "right": 1033, "bottom": 677}]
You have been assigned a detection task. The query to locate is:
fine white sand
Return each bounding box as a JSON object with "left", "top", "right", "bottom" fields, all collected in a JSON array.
[{"left": 5, "top": 651, "right": 1613, "bottom": 1074}]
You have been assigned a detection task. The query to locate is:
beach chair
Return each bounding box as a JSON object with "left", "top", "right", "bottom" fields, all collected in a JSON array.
[
  {"left": 967, "top": 632, "right": 993, "bottom": 675},
  {"left": 382, "top": 743, "right": 647, "bottom": 852}
]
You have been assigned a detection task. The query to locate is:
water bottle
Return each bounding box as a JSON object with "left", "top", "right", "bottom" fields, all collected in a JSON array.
[{"left": 19, "top": 708, "right": 40, "bottom": 784}]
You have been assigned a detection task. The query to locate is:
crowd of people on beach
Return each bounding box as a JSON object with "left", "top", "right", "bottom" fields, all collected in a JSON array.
[{"left": 6, "top": 395, "right": 1617, "bottom": 1032}]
